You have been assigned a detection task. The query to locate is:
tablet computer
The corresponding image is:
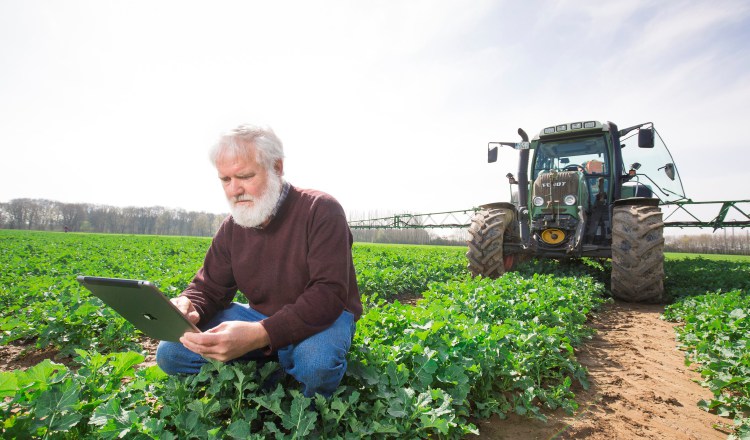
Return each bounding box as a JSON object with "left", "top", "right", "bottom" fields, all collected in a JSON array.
[{"left": 77, "top": 276, "right": 201, "bottom": 342}]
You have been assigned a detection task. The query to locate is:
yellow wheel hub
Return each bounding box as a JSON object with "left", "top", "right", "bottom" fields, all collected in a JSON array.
[{"left": 541, "top": 229, "right": 566, "bottom": 245}]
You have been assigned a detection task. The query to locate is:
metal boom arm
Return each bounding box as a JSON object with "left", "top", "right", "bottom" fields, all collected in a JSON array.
[
  {"left": 661, "top": 199, "right": 750, "bottom": 230},
  {"left": 348, "top": 209, "right": 478, "bottom": 229},
  {"left": 348, "top": 200, "right": 750, "bottom": 230}
]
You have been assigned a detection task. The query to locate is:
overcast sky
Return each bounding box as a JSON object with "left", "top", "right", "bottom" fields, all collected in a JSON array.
[{"left": 1, "top": 0, "right": 748, "bottom": 226}]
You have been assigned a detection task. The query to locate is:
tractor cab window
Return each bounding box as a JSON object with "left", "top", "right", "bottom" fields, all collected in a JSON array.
[
  {"left": 533, "top": 136, "right": 609, "bottom": 180},
  {"left": 620, "top": 128, "right": 686, "bottom": 202}
]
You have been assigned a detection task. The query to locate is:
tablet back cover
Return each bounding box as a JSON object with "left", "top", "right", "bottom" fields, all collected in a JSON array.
[{"left": 77, "top": 276, "right": 200, "bottom": 342}]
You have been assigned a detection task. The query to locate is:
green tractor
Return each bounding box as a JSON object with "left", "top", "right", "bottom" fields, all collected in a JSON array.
[{"left": 467, "top": 121, "right": 686, "bottom": 303}]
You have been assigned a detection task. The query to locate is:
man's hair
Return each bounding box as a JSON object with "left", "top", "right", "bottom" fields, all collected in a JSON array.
[{"left": 209, "top": 124, "right": 285, "bottom": 172}]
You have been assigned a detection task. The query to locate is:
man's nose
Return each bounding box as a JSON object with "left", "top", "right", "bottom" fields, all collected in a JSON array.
[{"left": 227, "top": 179, "right": 244, "bottom": 196}]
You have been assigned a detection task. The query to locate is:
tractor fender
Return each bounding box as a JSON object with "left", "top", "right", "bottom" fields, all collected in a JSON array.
[
  {"left": 479, "top": 201, "right": 518, "bottom": 211},
  {"left": 479, "top": 202, "right": 519, "bottom": 223},
  {"left": 613, "top": 197, "right": 660, "bottom": 208}
]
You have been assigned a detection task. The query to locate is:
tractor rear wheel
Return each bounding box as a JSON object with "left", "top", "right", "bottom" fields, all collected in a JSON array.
[
  {"left": 466, "top": 207, "right": 517, "bottom": 278},
  {"left": 611, "top": 204, "right": 666, "bottom": 302}
]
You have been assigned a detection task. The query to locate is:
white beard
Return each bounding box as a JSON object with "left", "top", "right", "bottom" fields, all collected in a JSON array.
[{"left": 228, "top": 173, "right": 284, "bottom": 228}]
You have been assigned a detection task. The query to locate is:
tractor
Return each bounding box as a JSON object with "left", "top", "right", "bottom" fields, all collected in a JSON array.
[{"left": 466, "top": 120, "right": 686, "bottom": 303}]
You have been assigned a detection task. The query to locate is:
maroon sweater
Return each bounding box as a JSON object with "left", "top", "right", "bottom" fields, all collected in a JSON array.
[{"left": 181, "top": 186, "right": 362, "bottom": 350}]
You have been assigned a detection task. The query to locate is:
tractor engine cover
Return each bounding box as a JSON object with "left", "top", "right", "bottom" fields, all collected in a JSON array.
[
  {"left": 530, "top": 170, "right": 585, "bottom": 248},
  {"left": 531, "top": 171, "right": 588, "bottom": 213}
]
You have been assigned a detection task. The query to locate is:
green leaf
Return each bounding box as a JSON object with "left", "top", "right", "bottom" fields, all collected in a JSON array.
[
  {"left": 218, "top": 364, "right": 236, "bottom": 382},
  {"left": 413, "top": 358, "right": 439, "bottom": 388},
  {"left": 253, "top": 385, "right": 286, "bottom": 419},
  {"left": 385, "top": 362, "right": 407, "bottom": 388},
  {"left": 139, "top": 364, "right": 168, "bottom": 382},
  {"left": 51, "top": 412, "right": 85, "bottom": 434},
  {"left": 184, "top": 411, "right": 199, "bottom": 432},
  {"left": 34, "top": 380, "right": 83, "bottom": 433},
  {"left": 90, "top": 399, "right": 134, "bottom": 440},
  {"left": 17, "top": 359, "right": 67, "bottom": 391},
  {"left": 282, "top": 391, "right": 317, "bottom": 438},
  {"left": 109, "top": 351, "right": 145, "bottom": 377},
  {"left": 227, "top": 420, "right": 251, "bottom": 439},
  {"left": 0, "top": 371, "right": 19, "bottom": 398},
  {"left": 35, "top": 379, "right": 79, "bottom": 417}
]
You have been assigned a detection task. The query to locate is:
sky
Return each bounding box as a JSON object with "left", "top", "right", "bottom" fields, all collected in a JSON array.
[{"left": 1, "top": 0, "right": 749, "bottom": 228}]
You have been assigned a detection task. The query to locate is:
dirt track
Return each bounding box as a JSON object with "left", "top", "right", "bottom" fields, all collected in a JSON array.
[{"left": 477, "top": 301, "right": 732, "bottom": 439}]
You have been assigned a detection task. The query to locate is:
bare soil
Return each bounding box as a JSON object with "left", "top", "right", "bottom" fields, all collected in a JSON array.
[
  {"left": 476, "top": 301, "right": 733, "bottom": 439},
  {"left": 0, "top": 302, "right": 733, "bottom": 439},
  {"left": 0, "top": 338, "right": 159, "bottom": 371}
]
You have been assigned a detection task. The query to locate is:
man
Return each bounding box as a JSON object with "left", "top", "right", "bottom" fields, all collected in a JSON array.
[{"left": 156, "top": 124, "right": 362, "bottom": 398}]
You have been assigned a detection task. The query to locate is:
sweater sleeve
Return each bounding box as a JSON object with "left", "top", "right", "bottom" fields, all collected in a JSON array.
[
  {"left": 180, "top": 217, "right": 238, "bottom": 325},
  {"left": 260, "top": 196, "right": 354, "bottom": 350}
]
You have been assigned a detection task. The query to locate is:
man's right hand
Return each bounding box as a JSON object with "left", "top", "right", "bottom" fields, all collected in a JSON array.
[{"left": 171, "top": 296, "right": 200, "bottom": 324}]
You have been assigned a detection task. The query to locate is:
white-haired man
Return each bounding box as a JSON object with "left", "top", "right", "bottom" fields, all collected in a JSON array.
[{"left": 156, "top": 124, "right": 362, "bottom": 398}]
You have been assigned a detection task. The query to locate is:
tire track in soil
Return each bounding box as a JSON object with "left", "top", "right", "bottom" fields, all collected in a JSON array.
[{"left": 475, "top": 301, "right": 733, "bottom": 439}]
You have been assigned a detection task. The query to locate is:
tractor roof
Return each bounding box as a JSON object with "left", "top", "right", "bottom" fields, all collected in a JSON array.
[{"left": 535, "top": 120, "right": 609, "bottom": 141}]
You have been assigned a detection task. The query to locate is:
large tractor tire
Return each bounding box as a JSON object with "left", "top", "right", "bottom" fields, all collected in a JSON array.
[
  {"left": 611, "top": 204, "right": 666, "bottom": 303},
  {"left": 466, "top": 207, "right": 517, "bottom": 278}
]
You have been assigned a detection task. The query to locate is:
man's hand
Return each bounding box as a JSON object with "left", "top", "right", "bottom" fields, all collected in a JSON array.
[
  {"left": 180, "top": 321, "right": 271, "bottom": 362},
  {"left": 171, "top": 296, "right": 200, "bottom": 324}
]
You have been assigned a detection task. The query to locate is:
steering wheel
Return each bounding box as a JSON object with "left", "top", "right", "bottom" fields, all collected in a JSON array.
[{"left": 563, "top": 164, "right": 582, "bottom": 172}]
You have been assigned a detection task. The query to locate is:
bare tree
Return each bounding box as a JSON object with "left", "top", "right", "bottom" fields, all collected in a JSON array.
[{"left": 59, "top": 202, "right": 87, "bottom": 232}]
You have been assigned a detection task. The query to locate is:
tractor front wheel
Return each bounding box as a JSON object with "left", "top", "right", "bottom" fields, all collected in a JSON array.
[
  {"left": 466, "top": 207, "right": 516, "bottom": 278},
  {"left": 611, "top": 204, "right": 666, "bottom": 302}
]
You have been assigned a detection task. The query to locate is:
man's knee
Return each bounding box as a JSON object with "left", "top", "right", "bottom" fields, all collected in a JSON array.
[
  {"left": 285, "top": 343, "right": 349, "bottom": 397},
  {"left": 156, "top": 340, "right": 203, "bottom": 375}
]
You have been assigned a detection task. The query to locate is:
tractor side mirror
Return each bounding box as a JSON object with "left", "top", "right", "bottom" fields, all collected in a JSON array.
[
  {"left": 638, "top": 128, "right": 654, "bottom": 148},
  {"left": 488, "top": 144, "right": 499, "bottom": 163},
  {"left": 661, "top": 163, "right": 676, "bottom": 181}
]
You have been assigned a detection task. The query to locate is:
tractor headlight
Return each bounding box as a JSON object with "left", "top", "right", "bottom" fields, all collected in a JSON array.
[
  {"left": 563, "top": 195, "right": 576, "bottom": 206},
  {"left": 533, "top": 196, "right": 545, "bottom": 207}
]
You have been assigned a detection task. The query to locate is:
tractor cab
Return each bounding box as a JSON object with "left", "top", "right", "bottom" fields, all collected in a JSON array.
[
  {"left": 532, "top": 134, "right": 612, "bottom": 212},
  {"left": 526, "top": 126, "right": 615, "bottom": 250}
]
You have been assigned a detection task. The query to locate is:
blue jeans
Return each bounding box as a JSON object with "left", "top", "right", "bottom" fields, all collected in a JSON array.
[{"left": 156, "top": 303, "right": 356, "bottom": 397}]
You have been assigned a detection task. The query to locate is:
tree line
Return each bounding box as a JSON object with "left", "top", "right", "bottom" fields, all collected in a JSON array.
[
  {"left": 665, "top": 231, "right": 750, "bottom": 255},
  {"left": 2, "top": 198, "right": 747, "bottom": 253},
  {"left": 1, "top": 199, "right": 468, "bottom": 245},
  {"left": 0, "top": 198, "right": 226, "bottom": 237}
]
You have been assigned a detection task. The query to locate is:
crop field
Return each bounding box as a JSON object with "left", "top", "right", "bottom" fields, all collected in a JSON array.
[{"left": 1, "top": 229, "right": 749, "bottom": 439}]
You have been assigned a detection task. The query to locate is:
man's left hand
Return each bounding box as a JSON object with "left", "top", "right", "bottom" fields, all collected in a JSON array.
[{"left": 180, "top": 321, "right": 271, "bottom": 362}]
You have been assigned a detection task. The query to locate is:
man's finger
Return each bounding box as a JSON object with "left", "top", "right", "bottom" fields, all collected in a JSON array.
[
  {"left": 186, "top": 310, "right": 200, "bottom": 324},
  {"left": 180, "top": 334, "right": 232, "bottom": 361},
  {"left": 180, "top": 329, "right": 225, "bottom": 352}
]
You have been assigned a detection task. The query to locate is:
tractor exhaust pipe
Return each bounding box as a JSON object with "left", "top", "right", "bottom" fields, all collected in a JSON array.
[{"left": 517, "top": 128, "right": 530, "bottom": 243}]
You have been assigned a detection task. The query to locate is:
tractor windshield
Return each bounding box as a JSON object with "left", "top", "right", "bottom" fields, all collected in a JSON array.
[
  {"left": 620, "top": 128, "right": 686, "bottom": 202},
  {"left": 532, "top": 135, "right": 610, "bottom": 180}
]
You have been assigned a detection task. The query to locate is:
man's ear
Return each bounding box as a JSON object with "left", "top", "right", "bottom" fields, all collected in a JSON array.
[{"left": 274, "top": 159, "right": 284, "bottom": 176}]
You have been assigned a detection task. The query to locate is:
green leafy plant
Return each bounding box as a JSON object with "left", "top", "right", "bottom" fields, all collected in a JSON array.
[
  {"left": 3, "top": 229, "right": 749, "bottom": 438},
  {"left": 664, "top": 289, "right": 750, "bottom": 436},
  {"left": 0, "top": 350, "right": 165, "bottom": 439}
]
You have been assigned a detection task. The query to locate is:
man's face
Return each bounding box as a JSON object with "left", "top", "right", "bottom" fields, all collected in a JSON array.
[
  {"left": 216, "top": 141, "right": 284, "bottom": 228},
  {"left": 217, "top": 142, "right": 270, "bottom": 203}
]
